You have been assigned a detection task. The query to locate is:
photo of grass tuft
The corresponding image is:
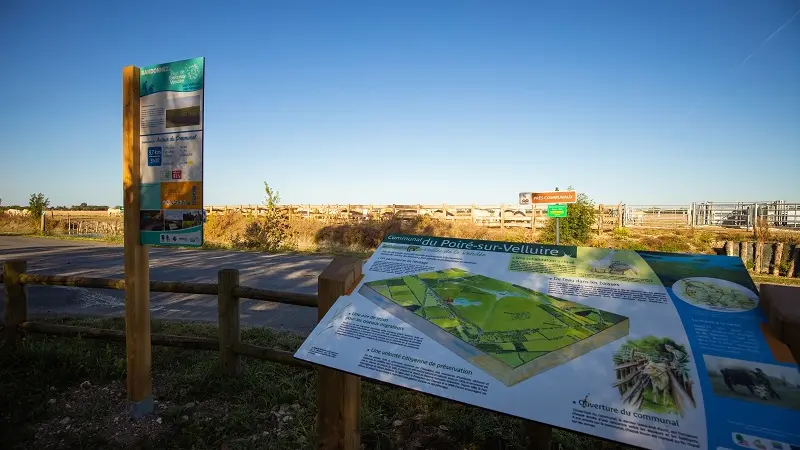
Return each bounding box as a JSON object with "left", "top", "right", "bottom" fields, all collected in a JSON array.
[{"left": 359, "top": 268, "right": 630, "bottom": 385}]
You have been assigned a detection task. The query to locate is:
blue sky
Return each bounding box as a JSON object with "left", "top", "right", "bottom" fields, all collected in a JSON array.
[{"left": 1, "top": 1, "right": 798, "bottom": 207}]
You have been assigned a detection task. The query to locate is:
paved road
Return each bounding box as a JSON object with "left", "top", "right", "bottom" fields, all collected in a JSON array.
[{"left": 0, "top": 236, "right": 340, "bottom": 335}]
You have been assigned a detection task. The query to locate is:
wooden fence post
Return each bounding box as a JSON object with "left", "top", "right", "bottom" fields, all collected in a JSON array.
[
  {"left": 617, "top": 203, "right": 623, "bottom": 228},
  {"left": 788, "top": 245, "right": 799, "bottom": 278},
  {"left": 773, "top": 243, "right": 784, "bottom": 277},
  {"left": 40, "top": 213, "right": 46, "bottom": 234},
  {"left": 218, "top": 269, "right": 241, "bottom": 376},
  {"left": 724, "top": 241, "right": 735, "bottom": 257},
  {"left": 754, "top": 243, "right": 763, "bottom": 274},
  {"left": 597, "top": 204, "right": 604, "bottom": 235},
  {"left": 317, "top": 256, "right": 363, "bottom": 450},
  {"left": 500, "top": 204, "right": 505, "bottom": 229},
  {"left": 523, "top": 420, "right": 553, "bottom": 450},
  {"left": 3, "top": 260, "right": 28, "bottom": 347}
]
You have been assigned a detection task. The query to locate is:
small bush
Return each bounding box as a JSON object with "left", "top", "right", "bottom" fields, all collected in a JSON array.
[
  {"left": 754, "top": 217, "right": 771, "bottom": 243},
  {"left": 696, "top": 231, "right": 715, "bottom": 244},
  {"left": 28, "top": 192, "right": 50, "bottom": 227},
  {"left": 613, "top": 227, "right": 630, "bottom": 238},
  {"left": 541, "top": 191, "right": 595, "bottom": 245},
  {"left": 233, "top": 182, "right": 294, "bottom": 252}
]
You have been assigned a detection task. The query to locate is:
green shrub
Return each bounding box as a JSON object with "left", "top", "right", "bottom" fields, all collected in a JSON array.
[
  {"left": 541, "top": 190, "right": 595, "bottom": 245},
  {"left": 233, "top": 182, "right": 294, "bottom": 252},
  {"left": 613, "top": 227, "right": 630, "bottom": 238},
  {"left": 696, "top": 231, "right": 715, "bottom": 244},
  {"left": 28, "top": 192, "right": 50, "bottom": 232}
]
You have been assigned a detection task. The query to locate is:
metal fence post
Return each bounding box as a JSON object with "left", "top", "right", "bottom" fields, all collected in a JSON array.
[
  {"left": 3, "top": 260, "right": 28, "bottom": 347},
  {"left": 317, "top": 256, "right": 362, "bottom": 450},
  {"left": 218, "top": 269, "right": 241, "bottom": 376}
]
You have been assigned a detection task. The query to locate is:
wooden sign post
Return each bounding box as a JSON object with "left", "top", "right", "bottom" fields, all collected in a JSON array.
[{"left": 122, "top": 65, "right": 153, "bottom": 418}]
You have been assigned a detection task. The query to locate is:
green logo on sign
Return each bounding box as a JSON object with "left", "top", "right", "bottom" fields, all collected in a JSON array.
[{"left": 547, "top": 204, "right": 568, "bottom": 218}]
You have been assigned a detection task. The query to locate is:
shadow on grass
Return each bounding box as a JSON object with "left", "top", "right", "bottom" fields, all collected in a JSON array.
[{"left": 0, "top": 317, "right": 633, "bottom": 450}]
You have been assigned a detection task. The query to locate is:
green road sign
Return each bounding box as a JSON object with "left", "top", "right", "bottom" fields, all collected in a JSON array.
[{"left": 547, "top": 204, "right": 568, "bottom": 218}]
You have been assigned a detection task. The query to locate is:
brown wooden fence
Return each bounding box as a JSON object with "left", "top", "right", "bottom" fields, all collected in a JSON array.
[
  {"left": 1, "top": 258, "right": 553, "bottom": 449},
  {"left": 205, "top": 203, "right": 624, "bottom": 231}
]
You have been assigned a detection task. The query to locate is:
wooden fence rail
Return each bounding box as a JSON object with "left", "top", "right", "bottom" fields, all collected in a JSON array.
[{"left": 1, "top": 257, "right": 552, "bottom": 449}]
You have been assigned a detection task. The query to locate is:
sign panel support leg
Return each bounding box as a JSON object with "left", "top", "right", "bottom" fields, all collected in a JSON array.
[
  {"left": 556, "top": 217, "right": 560, "bottom": 245},
  {"left": 317, "top": 257, "right": 363, "bottom": 449}
]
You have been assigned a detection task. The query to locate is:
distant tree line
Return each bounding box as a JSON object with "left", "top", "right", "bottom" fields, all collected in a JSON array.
[{"left": 55, "top": 202, "right": 117, "bottom": 211}]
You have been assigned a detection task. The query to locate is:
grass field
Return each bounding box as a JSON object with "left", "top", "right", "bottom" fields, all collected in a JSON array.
[{"left": 0, "top": 318, "right": 633, "bottom": 450}]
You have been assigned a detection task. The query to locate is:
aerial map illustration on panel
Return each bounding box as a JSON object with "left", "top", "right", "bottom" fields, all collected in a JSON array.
[
  {"left": 358, "top": 268, "right": 630, "bottom": 386},
  {"left": 672, "top": 277, "right": 758, "bottom": 312}
]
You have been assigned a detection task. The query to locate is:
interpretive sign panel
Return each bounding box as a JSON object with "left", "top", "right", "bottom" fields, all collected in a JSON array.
[
  {"left": 138, "top": 57, "right": 205, "bottom": 246},
  {"left": 296, "top": 235, "right": 800, "bottom": 450}
]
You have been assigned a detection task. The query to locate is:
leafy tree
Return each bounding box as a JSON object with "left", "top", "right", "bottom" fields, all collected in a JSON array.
[
  {"left": 541, "top": 187, "right": 595, "bottom": 244},
  {"left": 28, "top": 193, "right": 50, "bottom": 219},
  {"left": 234, "top": 182, "right": 293, "bottom": 251}
]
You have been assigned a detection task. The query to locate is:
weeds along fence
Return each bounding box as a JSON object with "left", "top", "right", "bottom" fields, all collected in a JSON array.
[
  {"left": 206, "top": 203, "right": 626, "bottom": 230},
  {"left": 35, "top": 214, "right": 124, "bottom": 237},
  {"left": 0, "top": 258, "right": 553, "bottom": 449},
  {"left": 205, "top": 201, "right": 800, "bottom": 230}
]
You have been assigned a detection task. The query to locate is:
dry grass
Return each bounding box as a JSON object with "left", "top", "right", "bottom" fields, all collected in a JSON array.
[
  {"left": 50, "top": 210, "right": 116, "bottom": 219},
  {"left": 0, "top": 215, "right": 35, "bottom": 235},
  {"left": 202, "top": 213, "right": 799, "bottom": 256},
  {"left": 203, "top": 214, "right": 540, "bottom": 254}
]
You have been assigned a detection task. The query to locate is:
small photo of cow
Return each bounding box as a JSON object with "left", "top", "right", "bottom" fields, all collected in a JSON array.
[{"left": 704, "top": 355, "right": 800, "bottom": 410}]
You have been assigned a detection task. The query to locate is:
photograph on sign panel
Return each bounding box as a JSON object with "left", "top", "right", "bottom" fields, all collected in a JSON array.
[
  {"left": 182, "top": 210, "right": 203, "bottom": 228},
  {"left": 704, "top": 355, "right": 800, "bottom": 410},
  {"left": 140, "top": 210, "right": 164, "bottom": 231},
  {"left": 164, "top": 210, "right": 184, "bottom": 231},
  {"left": 358, "top": 268, "right": 630, "bottom": 386},
  {"left": 166, "top": 106, "right": 201, "bottom": 128},
  {"left": 165, "top": 94, "right": 202, "bottom": 128},
  {"left": 611, "top": 336, "right": 697, "bottom": 417}
]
